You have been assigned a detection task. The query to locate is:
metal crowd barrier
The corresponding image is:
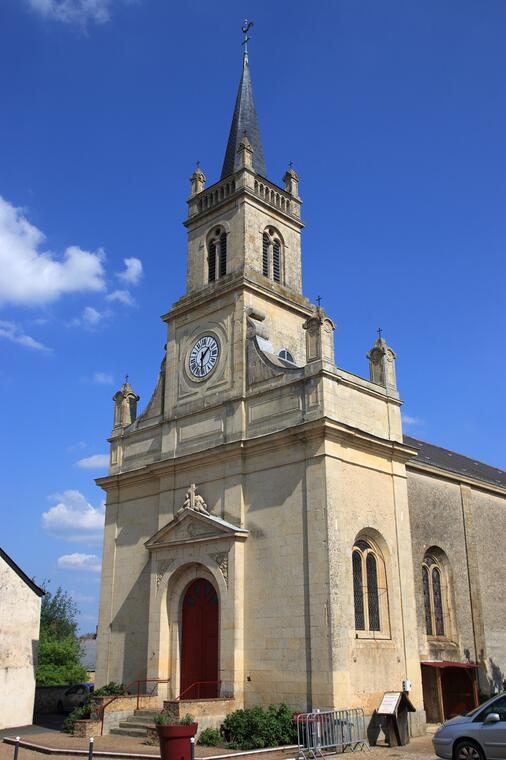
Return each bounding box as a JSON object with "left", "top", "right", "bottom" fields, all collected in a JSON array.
[{"left": 296, "top": 708, "right": 369, "bottom": 758}]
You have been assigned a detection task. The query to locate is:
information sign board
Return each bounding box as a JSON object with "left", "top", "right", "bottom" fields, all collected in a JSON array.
[{"left": 377, "top": 691, "right": 402, "bottom": 715}]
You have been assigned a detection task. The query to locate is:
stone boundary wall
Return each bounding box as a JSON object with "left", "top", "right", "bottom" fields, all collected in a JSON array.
[
  {"left": 73, "top": 719, "right": 101, "bottom": 738},
  {"left": 34, "top": 686, "right": 69, "bottom": 714},
  {"left": 164, "top": 698, "right": 237, "bottom": 738}
]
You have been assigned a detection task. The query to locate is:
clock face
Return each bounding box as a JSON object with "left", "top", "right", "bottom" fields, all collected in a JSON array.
[{"left": 188, "top": 335, "right": 220, "bottom": 379}]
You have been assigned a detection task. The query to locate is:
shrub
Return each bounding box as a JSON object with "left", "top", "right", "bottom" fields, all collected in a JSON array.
[
  {"left": 223, "top": 704, "right": 297, "bottom": 750},
  {"left": 154, "top": 712, "right": 195, "bottom": 726},
  {"left": 63, "top": 704, "right": 91, "bottom": 734},
  {"left": 93, "top": 682, "right": 127, "bottom": 697},
  {"left": 198, "top": 728, "right": 221, "bottom": 746}
]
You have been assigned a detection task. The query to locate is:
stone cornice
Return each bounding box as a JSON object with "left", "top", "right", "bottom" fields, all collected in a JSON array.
[
  {"left": 407, "top": 459, "right": 506, "bottom": 497},
  {"left": 162, "top": 271, "right": 313, "bottom": 323},
  {"left": 96, "top": 417, "right": 416, "bottom": 492}
]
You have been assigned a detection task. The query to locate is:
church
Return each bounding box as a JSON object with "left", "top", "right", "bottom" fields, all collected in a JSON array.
[{"left": 95, "top": 40, "right": 506, "bottom": 735}]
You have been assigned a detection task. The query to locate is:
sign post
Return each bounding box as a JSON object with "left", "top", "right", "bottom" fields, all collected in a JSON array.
[{"left": 376, "top": 691, "right": 416, "bottom": 746}]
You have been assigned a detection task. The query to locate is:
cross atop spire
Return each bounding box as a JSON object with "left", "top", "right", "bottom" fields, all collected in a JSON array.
[
  {"left": 241, "top": 19, "right": 253, "bottom": 57},
  {"left": 220, "top": 22, "right": 267, "bottom": 180}
]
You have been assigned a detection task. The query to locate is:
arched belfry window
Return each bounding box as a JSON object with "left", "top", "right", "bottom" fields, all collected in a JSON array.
[
  {"left": 423, "top": 550, "right": 452, "bottom": 638},
  {"left": 261, "top": 228, "right": 283, "bottom": 284},
  {"left": 208, "top": 227, "right": 227, "bottom": 283},
  {"left": 352, "top": 537, "right": 389, "bottom": 637}
]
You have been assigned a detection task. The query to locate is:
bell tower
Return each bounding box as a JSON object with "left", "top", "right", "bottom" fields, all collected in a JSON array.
[{"left": 184, "top": 45, "right": 304, "bottom": 300}]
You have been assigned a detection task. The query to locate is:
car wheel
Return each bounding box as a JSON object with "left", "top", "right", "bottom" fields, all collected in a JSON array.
[{"left": 454, "top": 740, "right": 485, "bottom": 760}]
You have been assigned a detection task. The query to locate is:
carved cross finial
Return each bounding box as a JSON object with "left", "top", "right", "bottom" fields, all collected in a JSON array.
[
  {"left": 316, "top": 295, "right": 322, "bottom": 307},
  {"left": 125, "top": 373, "right": 129, "bottom": 384},
  {"left": 180, "top": 483, "right": 209, "bottom": 515},
  {"left": 377, "top": 327, "right": 383, "bottom": 341},
  {"left": 242, "top": 19, "right": 253, "bottom": 55}
]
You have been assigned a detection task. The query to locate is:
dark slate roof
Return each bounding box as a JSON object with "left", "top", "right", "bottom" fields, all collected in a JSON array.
[
  {"left": 0, "top": 546, "right": 45, "bottom": 597},
  {"left": 405, "top": 435, "right": 506, "bottom": 489},
  {"left": 79, "top": 636, "right": 97, "bottom": 670},
  {"left": 221, "top": 53, "right": 267, "bottom": 180}
]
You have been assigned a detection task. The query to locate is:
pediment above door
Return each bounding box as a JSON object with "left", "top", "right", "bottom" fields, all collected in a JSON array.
[{"left": 145, "top": 508, "right": 248, "bottom": 550}]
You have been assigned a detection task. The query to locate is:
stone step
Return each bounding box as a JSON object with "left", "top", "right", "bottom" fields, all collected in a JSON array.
[
  {"left": 133, "top": 709, "right": 162, "bottom": 719},
  {"left": 110, "top": 727, "right": 148, "bottom": 738},
  {"left": 119, "top": 720, "right": 155, "bottom": 729}
]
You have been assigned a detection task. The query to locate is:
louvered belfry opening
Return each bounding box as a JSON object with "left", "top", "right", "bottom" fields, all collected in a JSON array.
[
  {"left": 273, "top": 239, "right": 281, "bottom": 282},
  {"left": 262, "top": 233, "right": 269, "bottom": 277},
  {"left": 208, "top": 240, "right": 216, "bottom": 282},
  {"left": 219, "top": 232, "right": 227, "bottom": 277}
]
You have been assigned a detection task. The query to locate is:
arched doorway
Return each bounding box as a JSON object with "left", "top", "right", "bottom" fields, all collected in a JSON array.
[{"left": 180, "top": 578, "right": 219, "bottom": 699}]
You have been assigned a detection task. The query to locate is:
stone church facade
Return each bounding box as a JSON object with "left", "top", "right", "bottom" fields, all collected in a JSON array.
[{"left": 95, "top": 48, "right": 506, "bottom": 732}]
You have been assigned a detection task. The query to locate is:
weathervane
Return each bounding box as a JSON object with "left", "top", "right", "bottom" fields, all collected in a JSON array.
[{"left": 242, "top": 19, "right": 253, "bottom": 56}]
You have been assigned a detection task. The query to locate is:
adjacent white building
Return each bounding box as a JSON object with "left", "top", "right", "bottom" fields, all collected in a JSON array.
[{"left": 0, "top": 547, "right": 44, "bottom": 729}]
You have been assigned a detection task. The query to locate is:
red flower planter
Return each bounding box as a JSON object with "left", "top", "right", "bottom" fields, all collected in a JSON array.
[{"left": 156, "top": 723, "right": 198, "bottom": 760}]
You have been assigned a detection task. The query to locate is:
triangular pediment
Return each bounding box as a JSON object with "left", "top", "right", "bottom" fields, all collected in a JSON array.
[{"left": 145, "top": 508, "right": 248, "bottom": 550}]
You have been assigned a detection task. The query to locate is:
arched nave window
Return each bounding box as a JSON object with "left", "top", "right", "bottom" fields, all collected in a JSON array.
[
  {"left": 352, "top": 537, "right": 389, "bottom": 636},
  {"left": 208, "top": 227, "right": 227, "bottom": 282},
  {"left": 422, "top": 549, "right": 452, "bottom": 638}
]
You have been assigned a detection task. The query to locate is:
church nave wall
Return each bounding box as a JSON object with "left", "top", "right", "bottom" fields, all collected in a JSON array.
[{"left": 324, "top": 450, "right": 424, "bottom": 727}]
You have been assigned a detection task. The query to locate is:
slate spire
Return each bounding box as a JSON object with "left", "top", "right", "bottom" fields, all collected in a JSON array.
[{"left": 220, "top": 50, "right": 267, "bottom": 180}]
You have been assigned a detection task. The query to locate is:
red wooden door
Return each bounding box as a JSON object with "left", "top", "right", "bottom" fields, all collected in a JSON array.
[{"left": 180, "top": 579, "right": 219, "bottom": 699}]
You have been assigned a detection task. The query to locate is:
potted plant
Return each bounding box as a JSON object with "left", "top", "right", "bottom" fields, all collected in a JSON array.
[{"left": 155, "top": 712, "right": 197, "bottom": 760}]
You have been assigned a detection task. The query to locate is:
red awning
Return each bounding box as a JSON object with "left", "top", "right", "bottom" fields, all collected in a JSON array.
[{"left": 421, "top": 661, "right": 477, "bottom": 669}]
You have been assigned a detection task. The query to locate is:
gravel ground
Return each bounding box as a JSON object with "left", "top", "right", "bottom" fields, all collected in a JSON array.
[{"left": 0, "top": 731, "right": 437, "bottom": 760}]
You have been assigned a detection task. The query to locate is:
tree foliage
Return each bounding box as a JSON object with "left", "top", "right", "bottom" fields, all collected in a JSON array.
[{"left": 36, "top": 583, "right": 87, "bottom": 686}]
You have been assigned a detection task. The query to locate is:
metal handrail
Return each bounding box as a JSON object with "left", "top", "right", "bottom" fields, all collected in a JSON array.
[
  {"left": 176, "top": 680, "right": 221, "bottom": 701},
  {"left": 98, "top": 677, "right": 170, "bottom": 735}
]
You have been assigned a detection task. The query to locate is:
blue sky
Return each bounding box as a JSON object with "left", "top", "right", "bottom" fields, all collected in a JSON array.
[{"left": 1, "top": 0, "right": 505, "bottom": 633}]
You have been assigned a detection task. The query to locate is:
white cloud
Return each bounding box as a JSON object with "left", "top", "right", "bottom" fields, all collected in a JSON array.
[
  {"left": 0, "top": 196, "right": 106, "bottom": 307},
  {"left": 42, "top": 490, "right": 105, "bottom": 541},
  {"left": 76, "top": 454, "right": 109, "bottom": 469},
  {"left": 117, "top": 257, "right": 142, "bottom": 286},
  {"left": 106, "top": 289, "right": 135, "bottom": 306},
  {"left": 0, "top": 320, "right": 51, "bottom": 352},
  {"left": 71, "top": 306, "right": 110, "bottom": 328},
  {"left": 92, "top": 372, "right": 113, "bottom": 385},
  {"left": 57, "top": 553, "right": 101, "bottom": 572},
  {"left": 83, "top": 306, "right": 102, "bottom": 325},
  {"left": 402, "top": 415, "right": 424, "bottom": 427},
  {"left": 26, "top": 0, "right": 119, "bottom": 25}
]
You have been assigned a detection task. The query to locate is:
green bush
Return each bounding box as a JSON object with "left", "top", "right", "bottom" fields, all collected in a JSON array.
[
  {"left": 154, "top": 712, "right": 194, "bottom": 726},
  {"left": 198, "top": 728, "right": 221, "bottom": 746},
  {"left": 223, "top": 704, "right": 297, "bottom": 750},
  {"left": 63, "top": 704, "right": 91, "bottom": 733},
  {"left": 93, "top": 682, "right": 127, "bottom": 697}
]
